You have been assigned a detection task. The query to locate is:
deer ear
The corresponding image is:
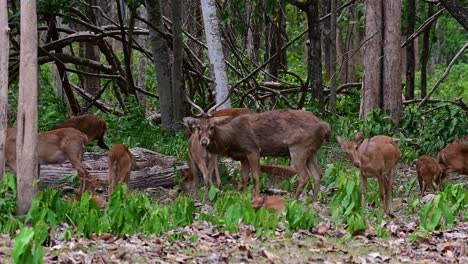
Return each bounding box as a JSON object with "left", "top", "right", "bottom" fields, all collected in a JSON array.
[
  {"left": 183, "top": 117, "right": 198, "bottom": 128},
  {"left": 354, "top": 131, "right": 364, "bottom": 143},
  {"left": 336, "top": 136, "right": 345, "bottom": 145}
]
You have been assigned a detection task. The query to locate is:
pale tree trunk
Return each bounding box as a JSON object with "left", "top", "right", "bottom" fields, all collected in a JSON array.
[
  {"left": 246, "top": 1, "right": 260, "bottom": 64},
  {"left": 405, "top": 0, "right": 416, "bottom": 100},
  {"left": 171, "top": 0, "right": 184, "bottom": 133},
  {"left": 346, "top": 3, "right": 360, "bottom": 83},
  {"left": 136, "top": 6, "right": 148, "bottom": 112},
  {"left": 146, "top": 0, "right": 174, "bottom": 131},
  {"left": 84, "top": 0, "right": 100, "bottom": 96},
  {"left": 0, "top": 0, "right": 9, "bottom": 178},
  {"left": 200, "top": 0, "right": 231, "bottom": 109},
  {"left": 360, "top": 0, "right": 382, "bottom": 118},
  {"left": 17, "top": 0, "right": 39, "bottom": 214},
  {"left": 383, "top": 0, "right": 402, "bottom": 124},
  {"left": 329, "top": 0, "right": 337, "bottom": 112}
]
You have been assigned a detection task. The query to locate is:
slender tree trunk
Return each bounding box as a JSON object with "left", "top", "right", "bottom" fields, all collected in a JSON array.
[
  {"left": 146, "top": 0, "right": 174, "bottom": 131},
  {"left": 329, "top": 0, "right": 337, "bottom": 112},
  {"left": 17, "top": 0, "right": 39, "bottom": 214},
  {"left": 421, "top": 4, "right": 435, "bottom": 98},
  {"left": 137, "top": 6, "right": 148, "bottom": 111},
  {"left": 116, "top": 0, "right": 136, "bottom": 96},
  {"left": 383, "top": 0, "right": 402, "bottom": 124},
  {"left": 307, "top": 3, "right": 324, "bottom": 113},
  {"left": 405, "top": 0, "right": 416, "bottom": 100},
  {"left": 200, "top": 0, "right": 231, "bottom": 109},
  {"left": 0, "top": 0, "right": 9, "bottom": 178},
  {"left": 361, "top": 0, "right": 382, "bottom": 118},
  {"left": 438, "top": 0, "right": 468, "bottom": 31},
  {"left": 171, "top": 0, "right": 184, "bottom": 133},
  {"left": 84, "top": 0, "right": 101, "bottom": 97},
  {"left": 347, "top": 3, "right": 360, "bottom": 83},
  {"left": 322, "top": 0, "right": 331, "bottom": 78}
]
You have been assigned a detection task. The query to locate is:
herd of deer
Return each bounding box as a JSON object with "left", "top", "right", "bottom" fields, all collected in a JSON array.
[{"left": 4, "top": 101, "right": 467, "bottom": 214}]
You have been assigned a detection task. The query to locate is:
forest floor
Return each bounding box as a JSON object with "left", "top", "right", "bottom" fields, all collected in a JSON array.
[{"left": 0, "top": 147, "right": 466, "bottom": 263}]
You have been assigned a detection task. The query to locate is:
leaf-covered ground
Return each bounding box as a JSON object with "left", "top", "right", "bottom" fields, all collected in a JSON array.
[{"left": 0, "top": 154, "right": 466, "bottom": 263}]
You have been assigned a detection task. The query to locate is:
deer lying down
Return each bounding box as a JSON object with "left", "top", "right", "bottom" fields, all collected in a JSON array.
[
  {"left": 108, "top": 144, "right": 136, "bottom": 196},
  {"left": 437, "top": 143, "right": 468, "bottom": 181},
  {"left": 182, "top": 108, "right": 254, "bottom": 194},
  {"left": 185, "top": 108, "right": 330, "bottom": 201},
  {"left": 251, "top": 195, "right": 285, "bottom": 213},
  {"left": 337, "top": 132, "right": 400, "bottom": 215},
  {"left": 50, "top": 115, "right": 109, "bottom": 150},
  {"left": 6, "top": 127, "right": 90, "bottom": 197},
  {"left": 415, "top": 155, "right": 442, "bottom": 197}
]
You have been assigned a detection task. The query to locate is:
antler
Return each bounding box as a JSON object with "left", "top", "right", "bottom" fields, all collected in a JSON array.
[
  {"left": 207, "top": 86, "right": 233, "bottom": 116},
  {"left": 184, "top": 91, "right": 205, "bottom": 115}
]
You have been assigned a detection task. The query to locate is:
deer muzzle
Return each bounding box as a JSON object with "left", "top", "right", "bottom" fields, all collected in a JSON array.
[
  {"left": 200, "top": 138, "right": 210, "bottom": 147},
  {"left": 353, "top": 162, "right": 361, "bottom": 168}
]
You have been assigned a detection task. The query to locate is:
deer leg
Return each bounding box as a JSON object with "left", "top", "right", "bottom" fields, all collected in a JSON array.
[
  {"left": 291, "top": 149, "right": 309, "bottom": 200},
  {"left": 190, "top": 159, "right": 200, "bottom": 195},
  {"left": 307, "top": 154, "right": 322, "bottom": 202},
  {"left": 247, "top": 153, "right": 261, "bottom": 197},
  {"left": 360, "top": 172, "right": 367, "bottom": 208},
  {"left": 206, "top": 154, "right": 217, "bottom": 187},
  {"left": 98, "top": 137, "right": 109, "bottom": 150},
  {"left": 211, "top": 154, "right": 221, "bottom": 187},
  {"left": 377, "top": 174, "right": 391, "bottom": 214},
  {"left": 196, "top": 157, "right": 211, "bottom": 187},
  {"left": 240, "top": 160, "right": 250, "bottom": 192}
]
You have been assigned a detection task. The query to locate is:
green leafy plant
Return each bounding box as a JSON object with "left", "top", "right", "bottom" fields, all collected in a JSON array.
[
  {"left": 285, "top": 200, "right": 317, "bottom": 231},
  {"left": 12, "top": 226, "right": 46, "bottom": 264}
]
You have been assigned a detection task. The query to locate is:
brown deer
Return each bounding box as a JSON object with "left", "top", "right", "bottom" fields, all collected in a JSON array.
[
  {"left": 415, "top": 155, "right": 442, "bottom": 197},
  {"left": 437, "top": 143, "right": 468, "bottom": 181},
  {"left": 251, "top": 195, "right": 285, "bottom": 213},
  {"left": 108, "top": 144, "right": 136, "bottom": 196},
  {"left": 337, "top": 132, "right": 400, "bottom": 215},
  {"left": 5, "top": 127, "right": 91, "bottom": 197},
  {"left": 182, "top": 107, "right": 255, "bottom": 194},
  {"left": 184, "top": 96, "right": 330, "bottom": 201},
  {"left": 50, "top": 115, "right": 109, "bottom": 150}
]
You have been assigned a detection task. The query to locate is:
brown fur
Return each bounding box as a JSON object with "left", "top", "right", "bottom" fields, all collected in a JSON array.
[
  {"left": 260, "top": 165, "right": 297, "bottom": 179},
  {"left": 6, "top": 127, "right": 90, "bottom": 197},
  {"left": 182, "top": 108, "right": 254, "bottom": 194},
  {"left": 337, "top": 132, "right": 400, "bottom": 215},
  {"left": 437, "top": 143, "right": 468, "bottom": 181},
  {"left": 51, "top": 115, "right": 109, "bottom": 150},
  {"left": 415, "top": 155, "right": 442, "bottom": 196},
  {"left": 187, "top": 109, "right": 331, "bottom": 201},
  {"left": 108, "top": 144, "right": 136, "bottom": 196},
  {"left": 251, "top": 195, "right": 285, "bottom": 213}
]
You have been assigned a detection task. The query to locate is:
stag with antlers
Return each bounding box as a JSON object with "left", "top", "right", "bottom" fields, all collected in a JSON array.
[{"left": 184, "top": 94, "right": 331, "bottom": 201}]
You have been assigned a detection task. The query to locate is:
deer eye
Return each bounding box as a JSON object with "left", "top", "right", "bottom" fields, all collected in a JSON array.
[{"left": 209, "top": 125, "right": 214, "bottom": 131}]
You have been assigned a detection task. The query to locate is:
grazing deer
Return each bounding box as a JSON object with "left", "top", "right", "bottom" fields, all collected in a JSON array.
[
  {"left": 437, "top": 143, "right": 468, "bottom": 181},
  {"left": 108, "top": 144, "right": 136, "bottom": 196},
  {"left": 5, "top": 127, "right": 91, "bottom": 197},
  {"left": 251, "top": 195, "right": 285, "bottom": 213},
  {"left": 182, "top": 108, "right": 254, "bottom": 194},
  {"left": 337, "top": 132, "right": 400, "bottom": 215},
  {"left": 184, "top": 96, "right": 330, "bottom": 201},
  {"left": 50, "top": 115, "right": 109, "bottom": 150},
  {"left": 415, "top": 155, "right": 442, "bottom": 197}
]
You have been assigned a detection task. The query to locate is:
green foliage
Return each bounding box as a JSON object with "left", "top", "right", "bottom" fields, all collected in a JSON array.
[
  {"left": 420, "top": 183, "right": 467, "bottom": 231},
  {"left": 12, "top": 227, "right": 45, "bottom": 264},
  {"left": 329, "top": 164, "right": 367, "bottom": 234},
  {"left": 285, "top": 200, "right": 317, "bottom": 231},
  {"left": 0, "top": 173, "right": 20, "bottom": 234}
]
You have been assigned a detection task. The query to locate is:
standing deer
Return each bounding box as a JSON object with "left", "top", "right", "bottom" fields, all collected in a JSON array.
[
  {"left": 182, "top": 108, "right": 254, "bottom": 194},
  {"left": 108, "top": 144, "right": 136, "bottom": 196},
  {"left": 337, "top": 132, "right": 400, "bottom": 215},
  {"left": 5, "top": 127, "right": 91, "bottom": 197},
  {"left": 50, "top": 115, "right": 109, "bottom": 150},
  {"left": 184, "top": 96, "right": 330, "bottom": 201},
  {"left": 437, "top": 143, "right": 468, "bottom": 181},
  {"left": 415, "top": 155, "right": 442, "bottom": 197}
]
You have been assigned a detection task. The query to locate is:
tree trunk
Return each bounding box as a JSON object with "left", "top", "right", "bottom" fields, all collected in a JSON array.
[
  {"left": 383, "top": 0, "right": 402, "bottom": 124},
  {"left": 84, "top": 0, "right": 101, "bottom": 97},
  {"left": 200, "top": 0, "right": 231, "bottom": 109},
  {"left": 346, "top": 3, "right": 360, "bottom": 83},
  {"left": 306, "top": 2, "right": 324, "bottom": 113},
  {"left": 361, "top": 0, "right": 382, "bottom": 119},
  {"left": 17, "top": 0, "right": 39, "bottom": 214},
  {"left": 438, "top": 0, "right": 468, "bottom": 31},
  {"left": 0, "top": 0, "right": 9, "bottom": 178},
  {"left": 146, "top": 0, "right": 174, "bottom": 131},
  {"left": 405, "top": 0, "right": 416, "bottom": 100},
  {"left": 116, "top": 0, "right": 136, "bottom": 96},
  {"left": 421, "top": 3, "right": 435, "bottom": 98},
  {"left": 246, "top": 2, "right": 260, "bottom": 64},
  {"left": 322, "top": 0, "right": 331, "bottom": 78},
  {"left": 329, "top": 0, "right": 337, "bottom": 112},
  {"left": 171, "top": 0, "right": 184, "bottom": 133},
  {"left": 136, "top": 6, "right": 148, "bottom": 112}
]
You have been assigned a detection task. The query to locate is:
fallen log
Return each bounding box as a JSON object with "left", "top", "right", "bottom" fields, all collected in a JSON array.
[{"left": 38, "top": 147, "right": 186, "bottom": 189}]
